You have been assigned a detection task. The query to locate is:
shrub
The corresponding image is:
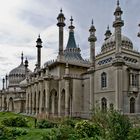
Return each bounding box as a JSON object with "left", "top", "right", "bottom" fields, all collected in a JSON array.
[
  {"left": 92, "top": 109, "right": 132, "bottom": 140},
  {"left": 42, "top": 125, "right": 79, "bottom": 140},
  {"left": 107, "top": 111, "right": 131, "bottom": 140},
  {"left": 128, "top": 127, "right": 140, "bottom": 140},
  {"left": 61, "top": 118, "right": 77, "bottom": 128},
  {"left": 75, "top": 120, "right": 101, "bottom": 138},
  {"left": 0, "top": 125, "right": 28, "bottom": 140},
  {"left": 37, "top": 120, "right": 56, "bottom": 129},
  {"left": 2, "top": 116, "right": 28, "bottom": 127}
]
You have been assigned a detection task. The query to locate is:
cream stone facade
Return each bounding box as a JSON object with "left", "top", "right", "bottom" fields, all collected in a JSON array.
[{"left": 0, "top": 1, "right": 140, "bottom": 118}]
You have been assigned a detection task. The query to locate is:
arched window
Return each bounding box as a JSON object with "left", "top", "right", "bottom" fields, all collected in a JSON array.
[
  {"left": 130, "top": 97, "right": 135, "bottom": 113},
  {"left": 101, "top": 72, "right": 107, "bottom": 88},
  {"left": 101, "top": 97, "right": 107, "bottom": 112}
]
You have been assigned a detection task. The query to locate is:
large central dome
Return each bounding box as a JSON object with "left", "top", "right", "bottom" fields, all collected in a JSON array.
[
  {"left": 101, "top": 34, "right": 133, "bottom": 53},
  {"left": 8, "top": 54, "right": 31, "bottom": 87}
]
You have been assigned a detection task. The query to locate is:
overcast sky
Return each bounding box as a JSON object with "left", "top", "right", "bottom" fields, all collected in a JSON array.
[{"left": 0, "top": 0, "right": 140, "bottom": 88}]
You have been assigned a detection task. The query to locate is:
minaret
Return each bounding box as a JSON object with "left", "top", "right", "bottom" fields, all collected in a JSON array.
[
  {"left": 137, "top": 24, "right": 140, "bottom": 38},
  {"left": 36, "top": 35, "right": 43, "bottom": 69},
  {"left": 21, "top": 52, "right": 24, "bottom": 64},
  {"left": 24, "top": 58, "right": 29, "bottom": 77},
  {"left": 57, "top": 9, "right": 66, "bottom": 58},
  {"left": 104, "top": 25, "right": 112, "bottom": 40},
  {"left": 2, "top": 78, "right": 5, "bottom": 90},
  {"left": 5, "top": 74, "right": 8, "bottom": 89},
  {"left": 88, "top": 19, "right": 97, "bottom": 67},
  {"left": 113, "top": 0, "right": 124, "bottom": 57},
  {"left": 88, "top": 20, "right": 97, "bottom": 116}
]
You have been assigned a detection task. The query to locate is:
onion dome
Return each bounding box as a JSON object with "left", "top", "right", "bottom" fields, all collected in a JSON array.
[
  {"left": 64, "top": 17, "right": 83, "bottom": 61},
  {"left": 8, "top": 53, "right": 31, "bottom": 87},
  {"left": 101, "top": 34, "right": 133, "bottom": 53},
  {"left": 57, "top": 9, "right": 66, "bottom": 27},
  {"left": 104, "top": 25, "right": 112, "bottom": 40}
]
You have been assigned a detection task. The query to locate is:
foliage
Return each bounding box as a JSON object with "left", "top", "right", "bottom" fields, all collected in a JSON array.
[
  {"left": 0, "top": 125, "right": 28, "bottom": 140},
  {"left": 128, "top": 127, "right": 140, "bottom": 140},
  {"left": 107, "top": 111, "right": 131, "bottom": 140},
  {"left": 1, "top": 116, "right": 28, "bottom": 127},
  {"left": 92, "top": 109, "right": 132, "bottom": 140},
  {"left": 37, "top": 120, "right": 57, "bottom": 129},
  {"left": 42, "top": 125, "right": 79, "bottom": 140},
  {"left": 61, "top": 118, "right": 77, "bottom": 128},
  {"left": 75, "top": 120, "right": 101, "bottom": 138}
]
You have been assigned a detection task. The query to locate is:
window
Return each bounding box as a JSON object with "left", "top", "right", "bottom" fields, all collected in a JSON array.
[
  {"left": 132, "top": 74, "right": 138, "bottom": 87},
  {"left": 130, "top": 97, "right": 135, "bottom": 113},
  {"left": 101, "top": 97, "right": 107, "bottom": 112},
  {"left": 101, "top": 72, "right": 107, "bottom": 88}
]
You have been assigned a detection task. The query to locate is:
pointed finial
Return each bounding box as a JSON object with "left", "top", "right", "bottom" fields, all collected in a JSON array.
[
  {"left": 21, "top": 52, "right": 24, "bottom": 64},
  {"left": 107, "top": 25, "right": 109, "bottom": 30},
  {"left": 38, "top": 34, "right": 40, "bottom": 38},
  {"left": 91, "top": 19, "right": 94, "bottom": 25},
  {"left": 60, "top": 8, "right": 62, "bottom": 13},
  {"left": 70, "top": 16, "right": 73, "bottom": 26},
  {"left": 117, "top": 0, "right": 119, "bottom": 6}
]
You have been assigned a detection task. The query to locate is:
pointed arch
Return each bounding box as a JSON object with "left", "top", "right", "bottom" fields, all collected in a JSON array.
[
  {"left": 130, "top": 97, "right": 135, "bottom": 113},
  {"left": 61, "top": 89, "right": 65, "bottom": 116},
  {"left": 8, "top": 97, "right": 14, "bottom": 111},
  {"left": 27, "top": 93, "right": 29, "bottom": 113},
  {"left": 38, "top": 91, "right": 40, "bottom": 113},
  {"left": 101, "top": 97, "right": 107, "bottom": 112},
  {"left": 50, "top": 89, "right": 58, "bottom": 116},
  {"left": 42, "top": 90, "right": 46, "bottom": 112},
  {"left": 34, "top": 92, "right": 36, "bottom": 114}
]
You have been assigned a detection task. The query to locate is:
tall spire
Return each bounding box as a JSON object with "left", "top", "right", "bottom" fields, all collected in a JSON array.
[
  {"left": 21, "top": 52, "right": 24, "bottom": 64},
  {"left": 57, "top": 9, "right": 66, "bottom": 57},
  {"left": 104, "top": 25, "right": 112, "bottom": 40},
  {"left": 36, "top": 35, "right": 43, "bottom": 69},
  {"left": 138, "top": 24, "right": 140, "bottom": 38},
  {"left": 88, "top": 19, "right": 97, "bottom": 67},
  {"left": 66, "top": 16, "right": 77, "bottom": 48},
  {"left": 69, "top": 16, "right": 75, "bottom": 31},
  {"left": 113, "top": 0, "right": 124, "bottom": 56}
]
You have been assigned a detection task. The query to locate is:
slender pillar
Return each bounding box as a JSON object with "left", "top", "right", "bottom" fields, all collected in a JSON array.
[
  {"left": 88, "top": 20, "right": 97, "bottom": 113},
  {"left": 57, "top": 9, "right": 66, "bottom": 58},
  {"left": 36, "top": 35, "right": 43, "bottom": 69},
  {"left": 113, "top": 0, "right": 124, "bottom": 57},
  {"left": 58, "top": 81, "right": 61, "bottom": 117}
]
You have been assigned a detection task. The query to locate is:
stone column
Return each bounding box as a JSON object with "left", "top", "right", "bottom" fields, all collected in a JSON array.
[
  {"left": 65, "top": 79, "right": 70, "bottom": 117},
  {"left": 39, "top": 78, "right": 43, "bottom": 114},
  {"left": 58, "top": 81, "right": 61, "bottom": 117},
  {"left": 90, "top": 71, "right": 95, "bottom": 112},
  {"left": 45, "top": 80, "right": 50, "bottom": 116},
  {"left": 25, "top": 88, "right": 28, "bottom": 114},
  {"left": 1, "top": 94, "right": 5, "bottom": 111},
  {"left": 115, "top": 65, "right": 123, "bottom": 111}
]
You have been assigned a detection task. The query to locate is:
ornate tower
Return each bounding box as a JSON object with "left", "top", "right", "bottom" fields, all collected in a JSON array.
[
  {"left": 104, "top": 25, "right": 112, "bottom": 40},
  {"left": 88, "top": 19, "right": 97, "bottom": 67},
  {"left": 137, "top": 24, "right": 140, "bottom": 38},
  {"left": 36, "top": 35, "right": 43, "bottom": 69},
  {"left": 112, "top": 0, "right": 124, "bottom": 112},
  {"left": 113, "top": 0, "right": 124, "bottom": 56},
  {"left": 57, "top": 9, "right": 66, "bottom": 59},
  {"left": 24, "top": 58, "right": 29, "bottom": 77},
  {"left": 88, "top": 20, "right": 97, "bottom": 114}
]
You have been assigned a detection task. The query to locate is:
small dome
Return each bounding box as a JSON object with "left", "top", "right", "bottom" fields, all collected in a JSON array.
[{"left": 101, "top": 34, "right": 133, "bottom": 53}]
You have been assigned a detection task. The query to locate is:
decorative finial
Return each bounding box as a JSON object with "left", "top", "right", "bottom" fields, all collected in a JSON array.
[
  {"left": 107, "top": 25, "right": 109, "bottom": 30},
  {"left": 117, "top": 0, "right": 119, "bottom": 6},
  {"left": 60, "top": 8, "right": 62, "bottom": 13},
  {"left": 70, "top": 16, "right": 73, "bottom": 26},
  {"left": 38, "top": 34, "right": 40, "bottom": 38},
  {"left": 91, "top": 19, "right": 94, "bottom": 25},
  {"left": 21, "top": 52, "right": 24, "bottom": 64}
]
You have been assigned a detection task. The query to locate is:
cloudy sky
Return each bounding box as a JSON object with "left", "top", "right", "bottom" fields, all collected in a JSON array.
[{"left": 0, "top": 0, "right": 140, "bottom": 88}]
